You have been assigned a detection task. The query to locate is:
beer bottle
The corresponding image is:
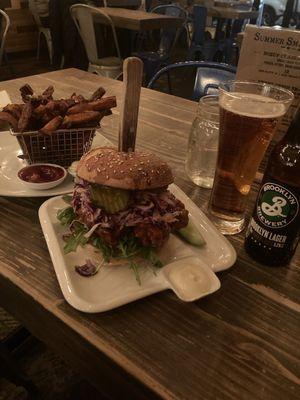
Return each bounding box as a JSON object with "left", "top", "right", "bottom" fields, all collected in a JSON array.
[{"left": 245, "top": 107, "right": 300, "bottom": 266}]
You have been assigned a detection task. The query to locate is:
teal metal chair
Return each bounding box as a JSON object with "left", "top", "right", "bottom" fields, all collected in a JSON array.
[{"left": 147, "top": 60, "right": 236, "bottom": 101}]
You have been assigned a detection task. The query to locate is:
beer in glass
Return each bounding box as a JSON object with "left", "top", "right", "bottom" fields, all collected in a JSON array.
[{"left": 208, "top": 81, "right": 294, "bottom": 235}]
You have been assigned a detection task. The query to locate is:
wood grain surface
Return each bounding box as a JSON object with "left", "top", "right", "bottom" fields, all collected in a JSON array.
[
  {"left": 105, "top": 0, "right": 140, "bottom": 7},
  {"left": 0, "top": 69, "right": 299, "bottom": 400},
  {"left": 207, "top": 6, "right": 258, "bottom": 19},
  {"left": 95, "top": 7, "right": 183, "bottom": 31}
]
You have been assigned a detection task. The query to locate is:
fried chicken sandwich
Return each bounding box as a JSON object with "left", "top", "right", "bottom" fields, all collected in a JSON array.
[{"left": 72, "top": 147, "right": 188, "bottom": 249}]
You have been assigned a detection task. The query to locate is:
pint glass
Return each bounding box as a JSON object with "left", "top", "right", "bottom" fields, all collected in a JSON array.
[{"left": 208, "top": 81, "right": 294, "bottom": 235}]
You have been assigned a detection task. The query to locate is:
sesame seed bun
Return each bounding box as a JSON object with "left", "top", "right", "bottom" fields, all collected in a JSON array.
[{"left": 76, "top": 147, "right": 174, "bottom": 190}]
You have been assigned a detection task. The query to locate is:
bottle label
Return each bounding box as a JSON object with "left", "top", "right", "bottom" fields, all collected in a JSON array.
[
  {"left": 256, "top": 182, "right": 299, "bottom": 229},
  {"left": 247, "top": 179, "right": 300, "bottom": 253}
]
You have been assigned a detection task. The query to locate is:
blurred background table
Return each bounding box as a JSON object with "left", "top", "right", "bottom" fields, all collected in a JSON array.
[
  {"left": 95, "top": 7, "right": 184, "bottom": 31},
  {"left": 208, "top": 5, "right": 258, "bottom": 19},
  {"left": 103, "top": 0, "right": 141, "bottom": 6}
]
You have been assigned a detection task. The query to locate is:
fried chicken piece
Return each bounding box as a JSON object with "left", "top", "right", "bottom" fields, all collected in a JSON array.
[
  {"left": 0, "top": 111, "right": 18, "bottom": 130},
  {"left": 90, "top": 87, "right": 106, "bottom": 101},
  {"left": 169, "top": 209, "right": 189, "bottom": 231},
  {"left": 42, "top": 85, "right": 54, "bottom": 100},
  {"left": 20, "top": 84, "right": 33, "bottom": 98},
  {"left": 45, "top": 100, "right": 70, "bottom": 116},
  {"left": 71, "top": 93, "right": 86, "bottom": 103},
  {"left": 61, "top": 111, "right": 101, "bottom": 128},
  {"left": 133, "top": 222, "right": 170, "bottom": 248},
  {"left": 3, "top": 104, "right": 23, "bottom": 120},
  {"left": 18, "top": 102, "right": 32, "bottom": 132},
  {"left": 66, "top": 97, "right": 117, "bottom": 115},
  {"left": 39, "top": 116, "right": 63, "bottom": 135}
]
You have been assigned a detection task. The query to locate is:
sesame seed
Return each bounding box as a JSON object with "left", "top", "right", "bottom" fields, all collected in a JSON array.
[
  {"left": 138, "top": 167, "right": 142, "bottom": 171},
  {"left": 106, "top": 175, "right": 109, "bottom": 179},
  {"left": 140, "top": 161, "right": 144, "bottom": 165},
  {"left": 120, "top": 170, "right": 124, "bottom": 173},
  {"left": 113, "top": 169, "right": 116, "bottom": 173},
  {"left": 129, "top": 168, "right": 133, "bottom": 171},
  {"left": 151, "top": 170, "right": 154, "bottom": 173}
]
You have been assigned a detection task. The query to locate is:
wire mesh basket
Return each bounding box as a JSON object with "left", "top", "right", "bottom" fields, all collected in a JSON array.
[{"left": 11, "top": 127, "right": 96, "bottom": 167}]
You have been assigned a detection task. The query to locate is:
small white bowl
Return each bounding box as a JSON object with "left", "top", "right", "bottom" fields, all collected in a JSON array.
[{"left": 18, "top": 163, "right": 67, "bottom": 190}]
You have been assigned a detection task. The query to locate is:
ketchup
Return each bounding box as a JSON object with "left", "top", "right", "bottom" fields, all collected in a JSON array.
[{"left": 18, "top": 165, "right": 65, "bottom": 183}]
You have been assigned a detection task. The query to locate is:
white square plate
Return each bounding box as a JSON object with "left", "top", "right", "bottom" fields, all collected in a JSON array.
[{"left": 39, "top": 186, "right": 236, "bottom": 313}]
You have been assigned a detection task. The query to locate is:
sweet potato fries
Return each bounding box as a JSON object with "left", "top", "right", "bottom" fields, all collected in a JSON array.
[{"left": 0, "top": 84, "right": 116, "bottom": 135}]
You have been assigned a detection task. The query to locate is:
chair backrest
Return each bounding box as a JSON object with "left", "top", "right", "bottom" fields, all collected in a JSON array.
[
  {"left": 251, "top": 0, "right": 264, "bottom": 25},
  {"left": 139, "top": 0, "right": 146, "bottom": 11},
  {"left": 193, "top": 62, "right": 236, "bottom": 100},
  {"left": 147, "top": 61, "right": 236, "bottom": 101},
  {"left": 0, "top": 10, "right": 10, "bottom": 67},
  {"left": 70, "top": 4, "right": 121, "bottom": 65},
  {"left": 192, "top": 5, "right": 207, "bottom": 46},
  {"left": 28, "top": 0, "right": 43, "bottom": 28},
  {"left": 255, "top": 0, "right": 264, "bottom": 26},
  {"left": 150, "top": 4, "right": 187, "bottom": 55},
  {"left": 139, "top": 0, "right": 152, "bottom": 11}
]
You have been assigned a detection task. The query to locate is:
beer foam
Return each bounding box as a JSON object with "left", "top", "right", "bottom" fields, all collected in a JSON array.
[{"left": 220, "top": 92, "right": 286, "bottom": 119}]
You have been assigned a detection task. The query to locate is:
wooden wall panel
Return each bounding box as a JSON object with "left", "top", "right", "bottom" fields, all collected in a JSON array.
[{"left": 4, "top": 8, "right": 38, "bottom": 53}]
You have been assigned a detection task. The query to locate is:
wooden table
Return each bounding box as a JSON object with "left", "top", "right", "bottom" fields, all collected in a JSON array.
[
  {"left": 206, "top": 6, "right": 258, "bottom": 43},
  {"left": 95, "top": 7, "right": 183, "bottom": 31},
  {"left": 208, "top": 6, "right": 258, "bottom": 20},
  {"left": 105, "top": 0, "right": 140, "bottom": 7},
  {"left": 1, "top": 69, "right": 300, "bottom": 400}
]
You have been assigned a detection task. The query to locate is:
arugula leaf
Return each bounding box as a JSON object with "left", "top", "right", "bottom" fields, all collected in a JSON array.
[
  {"left": 57, "top": 207, "right": 75, "bottom": 226},
  {"left": 129, "top": 261, "right": 141, "bottom": 285},
  {"left": 115, "top": 236, "right": 163, "bottom": 285},
  {"left": 63, "top": 223, "right": 88, "bottom": 254},
  {"left": 58, "top": 211, "right": 164, "bottom": 285},
  {"left": 117, "top": 236, "right": 140, "bottom": 259},
  {"left": 92, "top": 237, "right": 113, "bottom": 263},
  {"left": 142, "top": 248, "right": 163, "bottom": 268}
]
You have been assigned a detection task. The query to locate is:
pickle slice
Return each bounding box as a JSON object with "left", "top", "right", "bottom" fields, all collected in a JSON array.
[
  {"left": 90, "top": 185, "right": 130, "bottom": 214},
  {"left": 177, "top": 220, "right": 206, "bottom": 247}
]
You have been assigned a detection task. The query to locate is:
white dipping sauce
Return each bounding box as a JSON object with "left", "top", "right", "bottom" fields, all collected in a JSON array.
[{"left": 163, "top": 257, "right": 220, "bottom": 302}]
